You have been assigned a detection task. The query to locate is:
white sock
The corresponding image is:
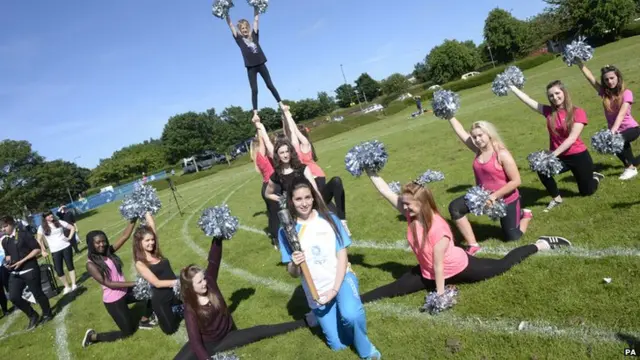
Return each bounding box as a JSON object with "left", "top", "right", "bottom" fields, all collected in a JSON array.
[{"left": 535, "top": 239, "right": 551, "bottom": 251}]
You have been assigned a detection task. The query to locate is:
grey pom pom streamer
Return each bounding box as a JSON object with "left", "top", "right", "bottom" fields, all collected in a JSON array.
[
  {"left": 527, "top": 150, "right": 564, "bottom": 177},
  {"left": 119, "top": 185, "right": 162, "bottom": 221},
  {"left": 562, "top": 36, "right": 594, "bottom": 66},
  {"left": 388, "top": 181, "right": 402, "bottom": 194},
  {"left": 415, "top": 169, "right": 445, "bottom": 186},
  {"left": 344, "top": 140, "right": 388, "bottom": 177},
  {"left": 492, "top": 66, "right": 525, "bottom": 97},
  {"left": 172, "top": 304, "right": 184, "bottom": 318},
  {"left": 420, "top": 286, "right": 458, "bottom": 314},
  {"left": 464, "top": 186, "right": 507, "bottom": 221},
  {"left": 247, "top": 0, "right": 268, "bottom": 14},
  {"left": 431, "top": 90, "right": 460, "bottom": 119},
  {"left": 173, "top": 280, "right": 181, "bottom": 299},
  {"left": 591, "top": 129, "right": 625, "bottom": 154},
  {"left": 133, "top": 276, "right": 152, "bottom": 301},
  {"left": 211, "top": 353, "right": 240, "bottom": 360},
  {"left": 492, "top": 73, "right": 510, "bottom": 97},
  {"left": 198, "top": 205, "right": 239, "bottom": 240},
  {"left": 212, "top": 0, "right": 235, "bottom": 19}
]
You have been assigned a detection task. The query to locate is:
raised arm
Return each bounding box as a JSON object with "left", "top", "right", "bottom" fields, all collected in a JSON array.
[
  {"left": 86, "top": 262, "right": 135, "bottom": 289},
  {"left": 135, "top": 261, "right": 178, "bottom": 288},
  {"left": 143, "top": 212, "right": 156, "bottom": 235},
  {"left": 509, "top": 85, "right": 545, "bottom": 115},
  {"left": 281, "top": 109, "right": 300, "bottom": 148},
  {"left": 447, "top": 117, "right": 478, "bottom": 153},
  {"left": 225, "top": 15, "right": 238, "bottom": 37},
  {"left": 577, "top": 62, "right": 602, "bottom": 93},
  {"left": 253, "top": 6, "right": 259, "bottom": 32},
  {"left": 206, "top": 238, "right": 223, "bottom": 283},
  {"left": 365, "top": 170, "right": 403, "bottom": 214},
  {"left": 255, "top": 121, "right": 274, "bottom": 157},
  {"left": 112, "top": 219, "right": 138, "bottom": 253}
]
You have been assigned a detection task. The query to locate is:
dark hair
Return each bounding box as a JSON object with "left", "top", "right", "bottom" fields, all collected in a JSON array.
[
  {"left": 0, "top": 215, "right": 15, "bottom": 227},
  {"left": 297, "top": 125, "right": 319, "bottom": 162},
  {"left": 287, "top": 177, "right": 343, "bottom": 246},
  {"left": 272, "top": 138, "right": 304, "bottom": 173},
  {"left": 600, "top": 65, "right": 626, "bottom": 113},
  {"left": 86, "top": 230, "right": 124, "bottom": 281},
  {"left": 180, "top": 264, "right": 225, "bottom": 330},
  {"left": 41, "top": 210, "right": 61, "bottom": 236},
  {"left": 546, "top": 80, "right": 576, "bottom": 136},
  {"left": 133, "top": 225, "right": 163, "bottom": 264}
]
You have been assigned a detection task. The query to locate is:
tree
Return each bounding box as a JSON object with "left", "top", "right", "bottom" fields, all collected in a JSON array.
[
  {"left": 161, "top": 112, "right": 216, "bottom": 164},
  {"left": 545, "top": 0, "right": 636, "bottom": 39},
  {"left": 0, "top": 140, "right": 44, "bottom": 215},
  {"left": 483, "top": 8, "right": 529, "bottom": 63},
  {"left": 334, "top": 84, "right": 356, "bottom": 108},
  {"left": 26, "top": 160, "right": 90, "bottom": 210},
  {"left": 426, "top": 39, "right": 482, "bottom": 84},
  {"left": 413, "top": 61, "right": 430, "bottom": 83},
  {"left": 355, "top": 73, "right": 381, "bottom": 102},
  {"left": 381, "top": 73, "right": 411, "bottom": 95},
  {"left": 216, "top": 106, "right": 254, "bottom": 162},
  {"left": 257, "top": 107, "right": 280, "bottom": 131},
  {"left": 316, "top": 91, "right": 337, "bottom": 115}
]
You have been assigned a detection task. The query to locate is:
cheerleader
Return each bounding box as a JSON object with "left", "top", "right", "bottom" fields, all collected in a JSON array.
[
  {"left": 445, "top": 117, "right": 532, "bottom": 255},
  {"left": 576, "top": 62, "right": 640, "bottom": 180},
  {"left": 264, "top": 138, "right": 318, "bottom": 203},
  {"left": 278, "top": 178, "right": 381, "bottom": 359},
  {"left": 509, "top": 81, "right": 604, "bottom": 212}
]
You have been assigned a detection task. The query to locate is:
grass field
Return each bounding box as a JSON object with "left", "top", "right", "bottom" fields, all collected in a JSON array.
[{"left": 2, "top": 36, "right": 640, "bottom": 360}]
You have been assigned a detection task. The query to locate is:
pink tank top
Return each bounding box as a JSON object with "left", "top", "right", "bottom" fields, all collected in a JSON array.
[
  {"left": 99, "top": 258, "right": 127, "bottom": 303},
  {"left": 255, "top": 153, "right": 275, "bottom": 183},
  {"left": 295, "top": 144, "right": 325, "bottom": 178},
  {"left": 472, "top": 151, "right": 519, "bottom": 204}
]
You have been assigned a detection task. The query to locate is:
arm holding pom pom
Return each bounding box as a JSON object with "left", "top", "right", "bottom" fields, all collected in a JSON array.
[
  {"left": 365, "top": 170, "right": 403, "bottom": 214},
  {"left": 509, "top": 85, "right": 545, "bottom": 115},
  {"left": 577, "top": 61, "right": 602, "bottom": 93},
  {"left": 611, "top": 102, "right": 632, "bottom": 134},
  {"left": 488, "top": 150, "right": 521, "bottom": 203},
  {"left": 253, "top": 4, "right": 259, "bottom": 32},
  {"left": 432, "top": 237, "right": 448, "bottom": 295},
  {"left": 552, "top": 123, "right": 585, "bottom": 157},
  {"left": 135, "top": 261, "right": 178, "bottom": 289},
  {"left": 225, "top": 14, "right": 238, "bottom": 38},
  {"left": 447, "top": 117, "right": 478, "bottom": 153},
  {"left": 144, "top": 212, "right": 156, "bottom": 234},
  {"left": 112, "top": 219, "right": 138, "bottom": 253},
  {"left": 87, "top": 262, "right": 135, "bottom": 289},
  {"left": 206, "top": 238, "right": 224, "bottom": 284}
]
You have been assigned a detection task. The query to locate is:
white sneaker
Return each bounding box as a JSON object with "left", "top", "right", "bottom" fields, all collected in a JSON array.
[
  {"left": 63, "top": 287, "right": 71, "bottom": 295},
  {"left": 71, "top": 285, "right": 78, "bottom": 292},
  {"left": 618, "top": 167, "right": 638, "bottom": 180}
]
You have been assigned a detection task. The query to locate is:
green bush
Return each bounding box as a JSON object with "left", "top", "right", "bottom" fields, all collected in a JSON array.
[
  {"left": 621, "top": 21, "right": 640, "bottom": 38},
  {"left": 385, "top": 102, "right": 408, "bottom": 116},
  {"left": 152, "top": 156, "right": 252, "bottom": 192}
]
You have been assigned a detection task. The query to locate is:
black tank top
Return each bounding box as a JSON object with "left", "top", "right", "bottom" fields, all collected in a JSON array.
[{"left": 149, "top": 258, "right": 177, "bottom": 301}]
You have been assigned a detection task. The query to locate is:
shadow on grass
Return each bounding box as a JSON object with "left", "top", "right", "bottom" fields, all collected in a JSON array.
[
  {"left": 52, "top": 286, "right": 88, "bottom": 314},
  {"left": 616, "top": 333, "right": 639, "bottom": 350},
  {"left": 252, "top": 211, "right": 266, "bottom": 217},
  {"left": 446, "top": 184, "right": 473, "bottom": 194},
  {"left": 228, "top": 287, "right": 256, "bottom": 314},
  {"left": 611, "top": 200, "right": 640, "bottom": 209},
  {"left": 286, "top": 285, "right": 326, "bottom": 342},
  {"left": 348, "top": 254, "right": 413, "bottom": 280}
]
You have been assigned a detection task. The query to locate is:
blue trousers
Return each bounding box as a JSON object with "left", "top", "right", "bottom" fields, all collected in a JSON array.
[{"left": 312, "top": 272, "right": 375, "bottom": 359}]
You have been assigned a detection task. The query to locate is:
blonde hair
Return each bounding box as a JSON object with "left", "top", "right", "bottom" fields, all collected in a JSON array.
[
  {"left": 249, "top": 137, "right": 260, "bottom": 174},
  {"left": 237, "top": 19, "right": 253, "bottom": 41},
  {"left": 470, "top": 121, "right": 507, "bottom": 154}
]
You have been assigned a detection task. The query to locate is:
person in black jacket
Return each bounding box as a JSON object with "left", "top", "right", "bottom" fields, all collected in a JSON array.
[
  {"left": 1, "top": 215, "right": 53, "bottom": 330},
  {"left": 57, "top": 205, "right": 81, "bottom": 254}
]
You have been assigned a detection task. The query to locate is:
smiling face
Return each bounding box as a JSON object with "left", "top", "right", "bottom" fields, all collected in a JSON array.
[
  {"left": 191, "top": 271, "right": 208, "bottom": 296},
  {"left": 292, "top": 186, "right": 314, "bottom": 218},
  {"left": 603, "top": 71, "right": 618, "bottom": 89},
  {"left": 141, "top": 233, "right": 156, "bottom": 253},
  {"left": 400, "top": 193, "right": 422, "bottom": 218},
  {"left": 470, "top": 127, "right": 490, "bottom": 150},
  {"left": 92, "top": 234, "right": 108, "bottom": 255},
  {"left": 238, "top": 22, "right": 251, "bottom": 37},
  {"left": 547, "top": 85, "right": 565, "bottom": 108}
]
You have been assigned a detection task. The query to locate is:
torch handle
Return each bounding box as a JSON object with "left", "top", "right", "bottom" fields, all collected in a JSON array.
[{"left": 299, "top": 261, "right": 319, "bottom": 300}]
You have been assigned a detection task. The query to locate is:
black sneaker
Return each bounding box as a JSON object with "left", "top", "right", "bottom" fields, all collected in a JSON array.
[
  {"left": 139, "top": 319, "right": 154, "bottom": 330},
  {"left": 26, "top": 315, "right": 39, "bottom": 330},
  {"left": 39, "top": 313, "right": 54, "bottom": 325},
  {"left": 537, "top": 236, "right": 572, "bottom": 249},
  {"left": 82, "top": 329, "right": 96, "bottom": 348}
]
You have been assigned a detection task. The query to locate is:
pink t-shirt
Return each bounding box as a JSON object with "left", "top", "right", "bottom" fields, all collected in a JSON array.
[
  {"left": 542, "top": 105, "right": 588, "bottom": 156},
  {"left": 294, "top": 144, "right": 325, "bottom": 178},
  {"left": 473, "top": 151, "right": 519, "bottom": 204},
  {"left": 100, "top": 258, "right": 127, "bottom": 303},
  {"left": 406, "top": 214, "right": 469, "bottom": 280},
  {"left": 255, "top": 153, "right": 275, "bottom": 183},
  {"left": 599, "top": 89, "right": 638, "bottom": 132}
]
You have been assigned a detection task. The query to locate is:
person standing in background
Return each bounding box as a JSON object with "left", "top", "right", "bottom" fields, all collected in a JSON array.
[{"left": 57, "top": 205, "right": 81, "bottom": 254}]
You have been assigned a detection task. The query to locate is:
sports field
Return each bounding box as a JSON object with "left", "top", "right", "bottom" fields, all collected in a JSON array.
[{"left": 1, "top": 36, "right": 639, "bottom": 360}]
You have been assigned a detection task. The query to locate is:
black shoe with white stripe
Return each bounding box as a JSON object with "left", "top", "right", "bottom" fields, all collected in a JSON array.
[{"left": 537, "top": 236, "right": 572, "bottom": 249}]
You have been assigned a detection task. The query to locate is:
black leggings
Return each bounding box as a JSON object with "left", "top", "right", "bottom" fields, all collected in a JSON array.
[
  {"left": 360, "top": 245, "right": 538, "bottom": 303},
  {"left": 538, "top": 150, "right": 599, "bottom": 198},
  {"left": 152, "top": 292, "right": 181, "bottom": 335},
  {"left": 52, "top": 246, "right": 74, "bottom": 277},
  {"left": 247, "top": 64, "right": 282, "bottom": 110},
  {"left": 449, "top": 195, "right": 523, "bottom": 241},
  {"left": 0, "top": 267, "right": 9, "bottom": 312},
  {"left": 261, "top": 182, "right": 280, "bottom": 243},
  {"left": 617, "top": 127, "right": 640, "bottom": 167},
  {"left": 8, "top": 269, "right": 52, "bottom": 318},
  {"left": 174, "top": 319, "right": 306, "bottom": 360},
  {"left": 315, "top": 176, "right": 346, "bottom": 220},
  {"left": 95, "top": 289, "right": 152, "bottom": 343}
]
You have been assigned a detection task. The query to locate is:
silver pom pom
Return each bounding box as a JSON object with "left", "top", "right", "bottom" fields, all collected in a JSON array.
[
  {"left": 527, "top": 150, "right": 564, "bottom": 177},
  {"left": 431, "top": 90, "right": 460, "bottom": 119},
  {"left": 464, "top": 186, "right": 507, "bottom": 221},
  {"left": 388, "top": 181, "right": 402, "bottom": 194},
  {"left": 211, "top": 353, "right": 240, "bottom": 360},
  {"left": 591, "top": 129, "right": 625, "bottom": 154},
  {"left": 247, "top": 0, "right": 268, "bottom": 14},
  {"left": 198, "top": 204, "right": 239, "bottom": 239},
  {"left": 133, "top": 276, "right": 152, "bottom": 301},
  {"left": 212, "top": 0, "right": 235, "bottom": 19},
  {"left": 420, "top": 286, "right": 458, "bottom": 314},
  {"left": 415, "top": 169, "right": 445, "bottom": 186},
  {"left": 492, "top": 66, "right": 525, "bottom": 97},
  {"left": 173, "top": 280, "right": 181, "bottom": 299},
  {"left": 118, "top": 185, "right": 162, "bottom": 221},
  {"left": 172, "top": 304, "right": 184, "bottom": 317},
  {"left": 562, "top": 36, "right": 594, "bottom": 66},
  {"left": 344, "top": 140, "right": 388, "bottom": 177}
]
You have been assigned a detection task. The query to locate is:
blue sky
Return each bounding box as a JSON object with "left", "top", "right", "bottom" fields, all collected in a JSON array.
[{"left": 0, "top": 0, "right": 548, "bottom": 169}]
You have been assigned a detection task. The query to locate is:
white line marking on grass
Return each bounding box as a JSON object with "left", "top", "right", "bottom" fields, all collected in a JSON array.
[
  {"left": 0, "top": 311, "right": 20, "bottom": 337},
  {"left": 222, "top": 177, "right": 253, "bottom": 204},
  {"left": 54, "top": 307, "right": 71, "bottom": 360}
]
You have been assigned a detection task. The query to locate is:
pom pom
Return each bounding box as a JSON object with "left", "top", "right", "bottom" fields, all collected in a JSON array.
[
  {"left": 431, "top": 90, "right": 460, "bottom": 119},
  {"left": 172, "top": 304, "right": 184, "bottom": 318},
  {"left": 118, "top": 185, "right": 162, "bottom": 221},
  {"left": 198, "top": 204, "right": 239, "bottom": 239},
  {"left": 527, "top": 150, "right": 564, "bottom": 177},
  {"left": 420, "top": 286, "right": 458, "bottom": 314},
  {"left": 344, "top": 140, "right": 388, "bottom": 177},
  {"left": 492, "top": 66, "right": 525, "bottom": 97},
  {"left": 388, "top": 181, "right": 402, "bottom": 194},
  {"left": 211, "top": 353, "right": 240, "bottom": 360},
  {"left": 415, "top": 169, "right": 445, "bottom": 186},
  {"left": 173, "top": 280, "right": 181, "bottom": 299},
  {"left": 247, "top": 0, "right": 268, "bottom": 14},
  {"left": 133, "top": 276, "right": 152, "bottom": 301},
  {"left": 591, "top": 129, "right": 625, "bottom": 154},
  {"left": 212, "top": 0, "right": 235, "bottom": 19},
  {"left": 562, "top": 36, "right": 594, "bottom": 66},
  {"left": 464, "top": 186, "right": 507, "bottom": 221}
]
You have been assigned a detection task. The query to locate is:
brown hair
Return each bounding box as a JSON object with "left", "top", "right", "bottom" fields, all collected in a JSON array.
[
  {"left": 272, "top": 138, "right": 304, "bottom": 174},
  {"left": 41, "top": 210, "right": 62, "bottom": 236},
  {"left": 546, "top": 80, "right": 575, "bottom": 136},
  {"left": 600, "top": 65, "right": 626, "bottom": 114},
  {"left": 287, "top": 178, "right": 343, "bottom": 245},
  {"left": 132, "top": 225, "right": 163, "bottom": 264},
  {"left": 402, "top": 183, "right": 441, "bottom": 249},
  {"left": 180, "top": 264, "right": 224, "bottom": 329}
]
